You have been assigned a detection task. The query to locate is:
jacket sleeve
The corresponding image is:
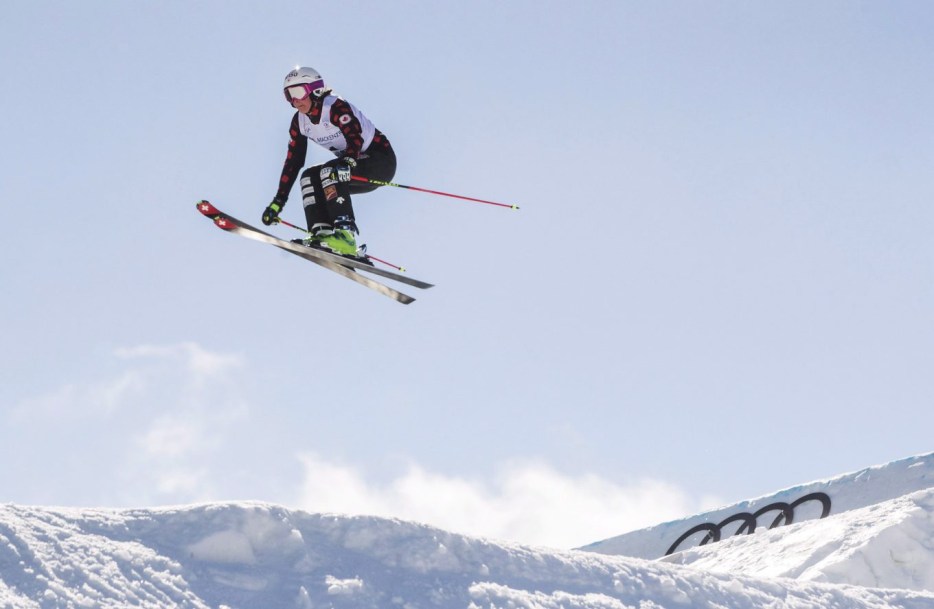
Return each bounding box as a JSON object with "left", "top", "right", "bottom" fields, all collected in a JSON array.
[
  {"left": 275, "top": 113, "right": 308, "bottom": 203},
  {"left": 330, "top": 98, "right": 366, "bottom": 159}
]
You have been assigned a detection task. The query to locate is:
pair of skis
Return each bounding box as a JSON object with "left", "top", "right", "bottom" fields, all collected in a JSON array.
[{"left": 196, "top": 201, "right": 433, "bottom": 304}]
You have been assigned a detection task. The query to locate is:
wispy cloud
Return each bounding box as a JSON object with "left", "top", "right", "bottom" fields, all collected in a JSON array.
[
  {"left": 296, "top": 454, "right": 718, "bottom": 549},
  {"left": 115, "top": 342, "right": 244, "bottom": 378},
  {"left": 11, "top": 369, "right": 148, "bottom": 420},
  {"left": 8, "top": 342, "right": 250, "bottom": 506},
  {"left": 10, "top": 342, "right": 716, "bottom": 547},
  {"left": 138, "top": 415, "right": 211, "bottom": 458},
  {"left": 12, "top": 342, "right": 245, "bottom": 422}
]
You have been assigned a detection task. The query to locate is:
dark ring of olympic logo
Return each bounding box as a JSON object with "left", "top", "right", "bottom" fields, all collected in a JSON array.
[{"left": 665, "top": 492, "right": 832, "bottom": 556}]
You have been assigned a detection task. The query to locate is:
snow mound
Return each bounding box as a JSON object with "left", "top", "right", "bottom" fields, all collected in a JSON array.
[
  {"left": 1, "top": 501, "right": 932, "bottom": 609},
  {"left": 661, "top": 487, "right": 934, "bottom": 591},
  {"left": 584, "top": 452, "right": 934, "bottom": 561}
]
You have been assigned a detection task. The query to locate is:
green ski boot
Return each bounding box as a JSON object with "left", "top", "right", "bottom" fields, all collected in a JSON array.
[
  {"left": 318, "top": 228, "right": 359, "bottom": 257},
  {"left": 292, "top": 224, "right": 333, "bottom": 248}
]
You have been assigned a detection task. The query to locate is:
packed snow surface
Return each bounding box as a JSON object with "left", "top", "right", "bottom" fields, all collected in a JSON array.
[
  {"left": 1, "top": 452, "right": 933, "bottom": 608},
  {"left": 585, "top": 452, "right": 934, "bottom": 561},
  {"left": 659, "top": 488, "right": 934, "bottom": 591}
]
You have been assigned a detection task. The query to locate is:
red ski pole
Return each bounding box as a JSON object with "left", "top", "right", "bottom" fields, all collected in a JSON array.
[
  {"left": 275, "top": 217, "right": 313, "bottom": 234},
  {"left": 363, "top": 254, "right": 405, "bottom": 272},
  {"left": 350, "top": 176, "right": 519, "bottom": 210}
]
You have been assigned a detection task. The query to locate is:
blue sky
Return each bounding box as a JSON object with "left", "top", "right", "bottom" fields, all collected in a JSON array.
[{"left": 2, "top": 1, "right": 933, "bottom": 548}]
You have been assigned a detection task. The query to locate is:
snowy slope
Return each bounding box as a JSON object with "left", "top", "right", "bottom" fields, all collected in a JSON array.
[
  {"left": 661, "top": 487, "right": 934, "bottom": 591},
  {"left": 584, "top": 452, "right": 934, "bottom": 561},
  {"left": 1, "top": 500, "right": 934, "bottom": 609}
]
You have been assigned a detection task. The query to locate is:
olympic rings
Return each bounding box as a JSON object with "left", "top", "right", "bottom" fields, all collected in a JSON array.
[{"left": 664, "top": 492, "right": 832, "bottom": 556}]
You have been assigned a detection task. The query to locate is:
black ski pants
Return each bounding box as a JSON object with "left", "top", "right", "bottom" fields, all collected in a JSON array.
[{"left": 301, "top": 143, "right": 397, "bottom": 233}]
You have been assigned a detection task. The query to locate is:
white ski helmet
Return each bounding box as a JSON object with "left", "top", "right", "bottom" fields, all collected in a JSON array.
[{"left": 283, "top": 66, "right": 326, "bottom": 101}]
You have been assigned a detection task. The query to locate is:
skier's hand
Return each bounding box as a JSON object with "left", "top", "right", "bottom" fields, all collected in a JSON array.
[
  {"left": 262, "top": 201, "right": 283, "bottom": 225},
  {"left": 335, "top": 157, "right": 357, "bottom": 183}
]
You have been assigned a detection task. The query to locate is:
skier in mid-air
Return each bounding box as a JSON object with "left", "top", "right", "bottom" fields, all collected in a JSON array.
[{"left": 261, "top": 66, "right": 396, "bottom": 261}]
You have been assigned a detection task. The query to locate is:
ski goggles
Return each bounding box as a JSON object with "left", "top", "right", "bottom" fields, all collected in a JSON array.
[{"left": 284, "top": 80, "right": 325, "bottom": 103}]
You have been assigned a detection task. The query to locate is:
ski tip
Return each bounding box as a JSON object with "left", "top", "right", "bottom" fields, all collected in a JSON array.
[
  {"left": 196, "top": 200, "right": 221, "bottom": 216},
  {"left": 214, "top": 216, "right": 236, "bottom": 231}
]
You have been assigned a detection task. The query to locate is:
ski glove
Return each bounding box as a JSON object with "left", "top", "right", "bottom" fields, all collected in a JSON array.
[
  {"left": 262, "top": 201, "right": 283, "bottom": 226},
  {"left": 335, "top": 157, "right": 357, "bottom": 183}
]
